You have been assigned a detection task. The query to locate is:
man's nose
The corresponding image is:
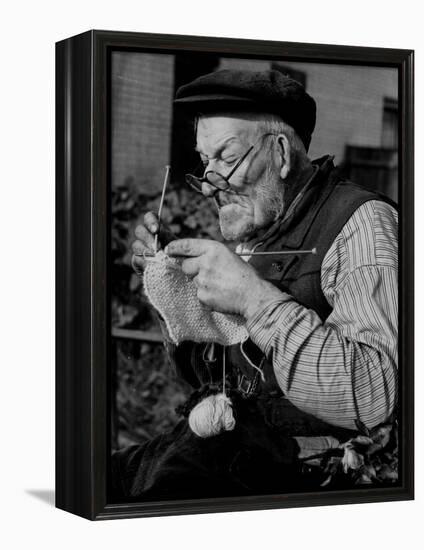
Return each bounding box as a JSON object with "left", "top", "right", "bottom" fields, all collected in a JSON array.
[{"left": 201, "top": 180, "right": 218, "bottom": 197}]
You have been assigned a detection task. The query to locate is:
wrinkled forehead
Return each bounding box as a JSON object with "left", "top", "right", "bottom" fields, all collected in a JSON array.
[{"left": 195, "top": 112, "right": 268, "bottom": 151}]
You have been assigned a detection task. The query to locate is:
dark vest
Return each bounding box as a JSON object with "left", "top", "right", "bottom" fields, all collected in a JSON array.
[{"left": 248, "top": 155, "right": 394, "bottom": 317}]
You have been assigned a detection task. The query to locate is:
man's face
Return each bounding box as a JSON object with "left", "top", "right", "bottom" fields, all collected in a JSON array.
[{"left": 195, "top": 114, "right": 284, "bottom": 242}]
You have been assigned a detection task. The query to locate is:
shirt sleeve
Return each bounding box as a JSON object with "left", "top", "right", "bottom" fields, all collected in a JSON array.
[{"left": 246, "top": 200, "right": 398, "bottom": 430}]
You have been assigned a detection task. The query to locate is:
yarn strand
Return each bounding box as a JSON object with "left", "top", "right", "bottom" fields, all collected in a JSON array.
[
  {"left": 187, "top": 345, "right": 236, "bottom": 438},
  {"left": 240, "top": 343, "right": 266, "bottom": 383}
]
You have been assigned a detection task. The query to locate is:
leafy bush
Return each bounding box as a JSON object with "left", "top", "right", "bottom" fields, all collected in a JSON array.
[
  {"left": 111, "top": 177, "right": 221, "bottom": 329},
  {"left": 111, "top": 177, "right": 221, "bottom": 446},
  {"left": 114, "top": 340, "right": 191, "bottom": 449}
]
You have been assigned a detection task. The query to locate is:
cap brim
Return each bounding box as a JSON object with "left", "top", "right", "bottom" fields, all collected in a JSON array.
[{"left": 174, "top": 94, "right": 257, "bottom": 106}]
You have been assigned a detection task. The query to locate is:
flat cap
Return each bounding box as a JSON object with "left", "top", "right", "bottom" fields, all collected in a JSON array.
[{"left": 174, "top": 69, "right": 316, "bottom": 151}]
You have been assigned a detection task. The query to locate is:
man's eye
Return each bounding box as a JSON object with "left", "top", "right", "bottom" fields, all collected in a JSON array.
[{"left": 222, "top": 157, "right": 238, "bottom": 166}]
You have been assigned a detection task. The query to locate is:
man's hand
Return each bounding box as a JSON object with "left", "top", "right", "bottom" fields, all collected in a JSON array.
[
  {"left": 165, "top": 238, "right": 282, "bottom": 318},
  {"left": 131, "top": 212, "right": 175, "bottom": 275}
]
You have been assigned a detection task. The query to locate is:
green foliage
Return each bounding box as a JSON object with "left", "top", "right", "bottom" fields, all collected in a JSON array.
[
  {"left": 114, "top": 340, "right": 190, "bottom": 449},
  {"left": 111, "top": 176, "right": 221, "bottom": 328},
  {"left": 111, "top": 177, "right": 221, "bottom": 446},
  {"left": 317, "top": 423, "right": 398, "bottom": 487}
]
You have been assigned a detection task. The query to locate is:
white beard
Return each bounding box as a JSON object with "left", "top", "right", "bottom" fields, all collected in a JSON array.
[
  {"left": 218, "top": 203, "right": 256, "bottom": 241},
  {"left": 217, "top": 166, "right": 285, "bottom": 242}
]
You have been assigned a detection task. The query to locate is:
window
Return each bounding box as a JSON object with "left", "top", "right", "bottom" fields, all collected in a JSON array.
[{"left": 382, "top": 97, "right": 398, "bottom": 149}]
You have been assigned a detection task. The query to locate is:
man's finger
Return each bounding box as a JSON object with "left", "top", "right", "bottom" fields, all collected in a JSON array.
[
  {"left": 181, "top": 257, "right": 200, "bottom": 277},
  {"left": 134, "top": 224, "right": 156, "bottom": 249},
  {"left": 165, "top": 238, "right": 214, "bottom": 257},
  {"left": 132, "top": 239, "right": 151, "bottom": 255},
  {"left": 131, "top": 254, "right": 145, "bottom": 275},
  {"left": 144, "top": 212, "right": 160, "bottom": 234}
]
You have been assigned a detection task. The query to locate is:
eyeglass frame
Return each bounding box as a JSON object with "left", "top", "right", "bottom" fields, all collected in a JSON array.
[{"left": 185, "top": 132, "right": 278, "bottom": 197}]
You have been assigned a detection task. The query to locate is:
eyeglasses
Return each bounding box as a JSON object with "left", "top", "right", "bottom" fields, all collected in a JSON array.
[{"left": 185, "top": 132, "right": 277, "bottom": 197}]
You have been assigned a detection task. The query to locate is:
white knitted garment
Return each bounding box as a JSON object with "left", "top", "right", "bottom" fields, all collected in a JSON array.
[{"left": 143, "top": 251, "right": 249, "bottom": 346}]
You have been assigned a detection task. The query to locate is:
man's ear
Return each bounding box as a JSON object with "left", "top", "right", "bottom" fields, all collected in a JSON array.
[{"left": 276, "top": 133, "right": 291, "bottom": 180}]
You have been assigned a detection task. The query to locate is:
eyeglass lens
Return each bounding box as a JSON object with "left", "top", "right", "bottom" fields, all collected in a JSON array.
[{"left": 185, "top": 171, "right": 229, "bottom": 193}]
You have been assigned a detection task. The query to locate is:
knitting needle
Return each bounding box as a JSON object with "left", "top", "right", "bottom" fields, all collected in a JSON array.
[
  {"left": 237, "top": 248, "right": 316, "bottom": 257},
  {"left": 153, "top": 165, "right": 171, "bottom": 254},
  {"left": 136, "top": 247, "right": 317, "bottom": 257}
]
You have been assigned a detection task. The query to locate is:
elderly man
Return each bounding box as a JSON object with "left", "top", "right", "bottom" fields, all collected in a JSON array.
[{"left": 112, "top": 70, "right": 397, "bottom": 500}]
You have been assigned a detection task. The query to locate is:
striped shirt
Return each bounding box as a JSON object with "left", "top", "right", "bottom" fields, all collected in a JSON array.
[{"left": 246, "top": 200, "right": 398, "bottom": 431}]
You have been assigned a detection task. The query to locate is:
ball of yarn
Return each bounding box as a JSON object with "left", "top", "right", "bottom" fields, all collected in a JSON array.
[{"left": 188, "top": 393, "right": 236, "bottom": 438}]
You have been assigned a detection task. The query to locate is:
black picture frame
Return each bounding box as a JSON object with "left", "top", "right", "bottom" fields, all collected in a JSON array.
[{"left": 56, "top": 29, "right": 414, "bottom": 520}]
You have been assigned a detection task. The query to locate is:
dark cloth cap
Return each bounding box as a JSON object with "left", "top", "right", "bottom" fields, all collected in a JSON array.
[{"left": 174, "top": 69, "right": 316, "bottom": 151}]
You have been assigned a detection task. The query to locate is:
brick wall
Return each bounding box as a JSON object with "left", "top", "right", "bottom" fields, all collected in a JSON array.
[
  {"left": 111, "top": 52, "right": 175, "bottom": 195},
  {"left": 279, "top": 61, "right": 398, "bottom": 163}
]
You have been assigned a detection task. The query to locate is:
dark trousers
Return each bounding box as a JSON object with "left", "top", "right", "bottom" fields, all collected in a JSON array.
[{"left": 109, "top": 396, "right": 345, "bottom": 502}]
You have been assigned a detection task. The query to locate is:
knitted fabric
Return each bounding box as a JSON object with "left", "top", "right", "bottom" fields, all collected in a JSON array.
[{"left": 143, "top": 251, "right": 249, "bottom": 346}]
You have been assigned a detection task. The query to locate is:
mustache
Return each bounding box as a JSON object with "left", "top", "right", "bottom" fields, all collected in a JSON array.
[{"left": 215, "top": 192, "right": 249, "bottom": 208}]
